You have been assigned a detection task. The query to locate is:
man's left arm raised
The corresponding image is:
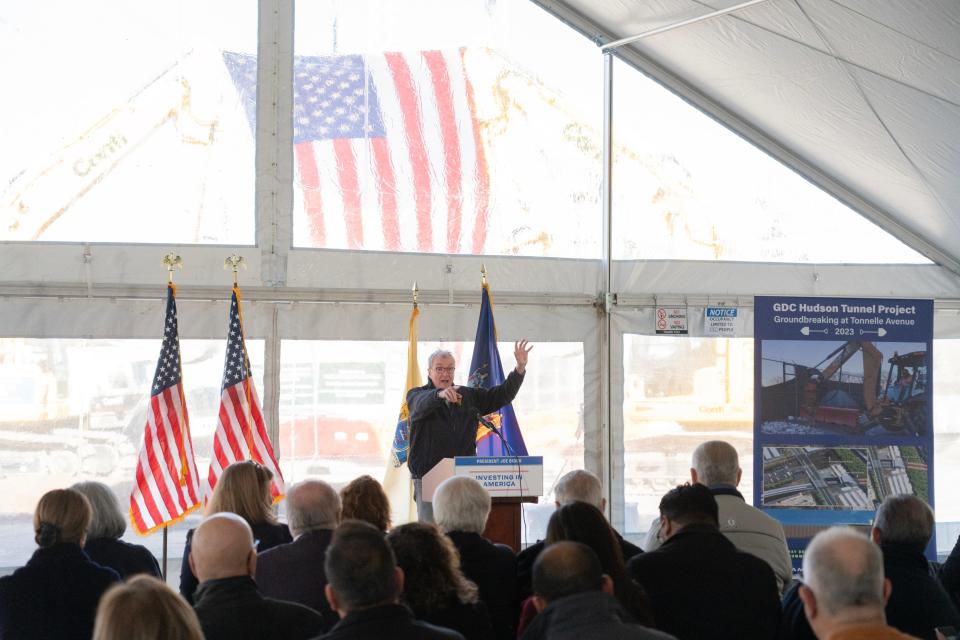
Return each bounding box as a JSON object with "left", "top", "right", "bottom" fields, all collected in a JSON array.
[{"left": 472, "top": 340, "right": 533, "bottom": 415}]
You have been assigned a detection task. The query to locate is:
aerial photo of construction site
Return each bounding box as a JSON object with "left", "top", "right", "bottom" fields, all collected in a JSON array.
[
  {"left": 761, "top": 445, "right": 928, "bottom": 509},
  {"left": 760, "top": 340, "right": 929, "bottom": 437}
]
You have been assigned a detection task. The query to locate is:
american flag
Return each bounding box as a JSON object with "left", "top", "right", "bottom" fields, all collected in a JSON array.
[
  {"left": 208, "top": 287, "right": 285, "bottom": 500},
  {"left": 130, "top": 285, "right": 201, "bottom": 535},
  {"left": 223, "top": 49, "right": 490, "bottom": 253}
]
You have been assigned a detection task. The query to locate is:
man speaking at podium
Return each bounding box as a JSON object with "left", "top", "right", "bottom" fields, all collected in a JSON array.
[{"left": 407, "top": 341, "right": 532, "bottom": 522}]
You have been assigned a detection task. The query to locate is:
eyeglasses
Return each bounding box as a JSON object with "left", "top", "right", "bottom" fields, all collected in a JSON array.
[{"left": 432, "top": 366, "right": 456, "bottom": 374}]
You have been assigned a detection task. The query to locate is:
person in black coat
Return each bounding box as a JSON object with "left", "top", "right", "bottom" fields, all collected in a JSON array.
[
  {"left": 72, "top": 481, "right": 162, "bottom": 579},
  {"left": 256, "top": 479, "right": 341, "bottom": 631},
  {"left": 521, "top": 542, "right": 675, "bottom": 640},
  {"left": 190, "top": 512, "right": 325, "bottom": 640},
  {"left": 406, "top": 342, "right": 531, "bottom": 521},
  {"left": 323, "top": 520, "right": 465, "bottom": 640},
  {"left": 627, "top": 484, "right": 779, "bottom": 640},
  {"left": 434, "top": 475, "right": 518, "bottom": 640},
  {"left": 941, "top": 530, "right": 960, "bottom": 612},
  {"left": 388, "top": 522, "right": 494, "bottom": 640},
  {"left": 780, "top": 495, "right": 960, "bottom": 640},
  {"left": 516, "top": 470, "right": 642, "bottom": 603},
  {"left": 0, "top": 488, "right": 120, "bottom": 640},
  {"left": 180, "top": 460, "right": 292, "bottom": 604}
]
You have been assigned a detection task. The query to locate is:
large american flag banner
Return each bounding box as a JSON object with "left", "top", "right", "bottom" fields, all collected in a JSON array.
[
  {"left": 223, "top": 49, "right": 490, "bottom": 254},
  {"left": 208, "top": 287, "right": 285, "bottom": 501},
  {"left": 130, "top": 285, "right": 201, "bottom": 534}
]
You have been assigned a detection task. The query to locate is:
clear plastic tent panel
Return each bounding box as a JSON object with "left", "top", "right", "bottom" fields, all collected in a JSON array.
[
  {"left": 622, "top": 335, "right": 754, "bottom": 537},
  {"left": 610, "top": 58, "right": 929, "bottom": 264},
  {"left": 0, "top": 1, "right": 257, "bottom": 244},
  {"left": 289, "top": 0, "right": 602, "bottom": 257},
  {"left": 0, "top": 338, "right": 263, "bottom": 572}
]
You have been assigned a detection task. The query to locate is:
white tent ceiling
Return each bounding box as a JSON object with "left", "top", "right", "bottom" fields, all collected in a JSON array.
[{"left": 533, "top": 0, "right": 960, "bottom": 274}]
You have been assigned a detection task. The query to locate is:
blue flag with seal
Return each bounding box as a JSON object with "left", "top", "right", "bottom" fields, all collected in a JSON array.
[{"left": 469, "top": 283, "right": 528, "bottom": 456}]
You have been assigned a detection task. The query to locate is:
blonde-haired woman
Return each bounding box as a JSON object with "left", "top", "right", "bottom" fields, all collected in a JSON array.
[
  {"left": 0, "top": 488, "right": 120, "bottom": 639},
  {"left": 179, "top": 460, "right": 292, "bottom": 603},
  {"left": 94, "top": 575, "right": 203, "bottom": 640}
]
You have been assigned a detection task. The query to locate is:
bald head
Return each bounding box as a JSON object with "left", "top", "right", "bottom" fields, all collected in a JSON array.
[
  {"left": 802, "top": 527, "right": 886, "bottom": 617},
  {"left": 533, "top": 541, "right": 605, "bottom": 604},
  {"left": 189, "top": 513, "right": 256, "bottom": 582},
  {"left": 691, "top": 441, "right": 741, "bottom": 487},
  {"left": 286, "top": 480, "right": 341, "bottom": 537}
]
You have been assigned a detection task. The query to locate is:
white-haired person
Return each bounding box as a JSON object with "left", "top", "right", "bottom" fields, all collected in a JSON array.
[
  {"left": 72, "top": 481, "right": 161, "bottom": 579},
  {"left": 406, "top": 341, "right": 532, "bottom": 522},
  {"left": 0, "top": 488, "right": 120, "bottom": 639},
  {"left": 798, "top": 527, "right": 916, "bottom": 640},
  {"left": 434, "top": 475, "right": 518, "bottom": 640}
]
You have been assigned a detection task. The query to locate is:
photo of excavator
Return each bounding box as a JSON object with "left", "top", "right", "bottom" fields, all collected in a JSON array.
[{"left": 761, "top": 340, "right": 928, "bottom": 436}]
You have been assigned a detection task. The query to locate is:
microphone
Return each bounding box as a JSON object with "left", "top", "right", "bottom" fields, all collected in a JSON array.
[
  {"left": 476, "top": 412, "right": 514, "bottom": 456},
  {"left": 476, "top": 412, "right": 501, "bottom": 435}
]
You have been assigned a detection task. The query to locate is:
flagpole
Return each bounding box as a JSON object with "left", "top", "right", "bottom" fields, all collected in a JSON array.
[
  {"left": 224, "top": 255, "right": 257, "bottom": 459},
  {"left": 160, "top": 252, "right": 182, "bottom": 581}
]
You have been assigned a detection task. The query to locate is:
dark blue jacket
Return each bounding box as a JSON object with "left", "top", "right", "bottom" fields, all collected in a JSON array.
[
  {"left": 83, "top": 536, "right": 162, "bottom": 579},
  {"left": 321, "top": 603, "right": 465, "bottom": 640},
  {"left": 406, "top": 370, "right": 524, "bottom": 479},
  {"left": 627, "top": 524, "right": 779, "bottom": 640},
  {"left": 520, "top": 591, "right": 676, "bottom": 640},
  {"left": 180, "top": 521, "right": 292, "bottom": 604},
  {"left": 447, "top": 530, "right": 518, "bottom": 640},
  {"left": 0, "top": 543, "right": 120, "bottom": 640},
  {"left": 256, "top": 529, "right": 339, "bottom": 631},
  {"left": 194, "top": 575, "right": 325, "bottom": 640}
]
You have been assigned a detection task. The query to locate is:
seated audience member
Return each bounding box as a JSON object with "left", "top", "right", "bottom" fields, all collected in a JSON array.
[
  {"left": 782, "top": 495, "right": 960, "bottom": 640},
  {"left": 521, "top": 542, "right": 675, "bottom": 640},
  {"left": 256, "top": 479, "right": 341, "bottom": 631},
  {"left": 518, "top": 501, "right": 652, "bottom": 635},
  {"left": 0, "top": 488, "right": 120, "bottom": 640},
  {"left": 940, "top": 531, "right": 960, "bottom": 611},
  {"left": 72, "top": 481, "right": 162, "bottom": 579},
  {"left": 189, "top": 512, "right": 324, "bottom": 640},
  {"left": 518, "top": 469, "right": 642, "bottom": 601},
  {"left": 388, "top": 522, "right": 494, "bottom": 640},
  {"left": 643, "top": 441, "right": 791, "bottom": 593},
  {"left": 628, "top": 483, "right": 779, "bottom": 640},
  {"left": 798, "top": 527, "right": 916, "bottom": 640},
  {"left": 340, "top": 474, "right": 392, "bottom": 533},
  {"left": 93, "top": 574, "right": 203, "bottom": 640},
  {"left": 323, "top": 520, "right": 465, "bottom": 639},
  {"left": 434, "top": 475, "right": 518, "bottom": 640},
  {"left": 180, "top": 460, "right": 292, "bottom": 604}
]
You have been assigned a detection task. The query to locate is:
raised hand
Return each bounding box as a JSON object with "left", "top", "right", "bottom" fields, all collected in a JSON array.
[{"left": 514, "top": 340, "right": 533, "bottom": 375}]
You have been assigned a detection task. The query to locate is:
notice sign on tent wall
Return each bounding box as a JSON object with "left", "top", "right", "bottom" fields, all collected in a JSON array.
[
  {"left": 704, "top": 307, "right": 738, "bottom": 336},
  {"left": 655, "top": 306, "right": 688, "bottom": 335},
  {"left": 754, "top": 296, "right": 935, "bottom": 563}
]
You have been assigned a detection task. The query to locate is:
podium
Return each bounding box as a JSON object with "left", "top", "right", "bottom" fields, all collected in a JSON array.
[{"left": 422, "top": 456, "right": 543, "bottom": 552}]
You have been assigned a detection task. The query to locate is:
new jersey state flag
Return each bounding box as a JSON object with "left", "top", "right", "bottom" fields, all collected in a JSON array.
[{"left": 469, "top": 283, "right": 528, "bottom": 456}]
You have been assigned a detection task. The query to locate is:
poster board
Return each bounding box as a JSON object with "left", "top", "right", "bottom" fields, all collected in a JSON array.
[{"left": 753, "top": 296, "right": 934, "bottom": 565}]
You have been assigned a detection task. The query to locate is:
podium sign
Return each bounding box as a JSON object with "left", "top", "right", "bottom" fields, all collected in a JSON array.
[{"left": 454, "top": 456, "right": 543, "bottom": 498}]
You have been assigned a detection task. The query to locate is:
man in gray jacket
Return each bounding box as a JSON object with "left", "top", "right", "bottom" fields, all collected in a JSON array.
[{"left": 643, "top": 440, "right": 792, "bottom": 593}]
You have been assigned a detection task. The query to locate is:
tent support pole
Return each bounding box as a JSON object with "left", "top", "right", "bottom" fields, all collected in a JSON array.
[{"left": 600, "top": 52, "right": 616, "bottom": 527}]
